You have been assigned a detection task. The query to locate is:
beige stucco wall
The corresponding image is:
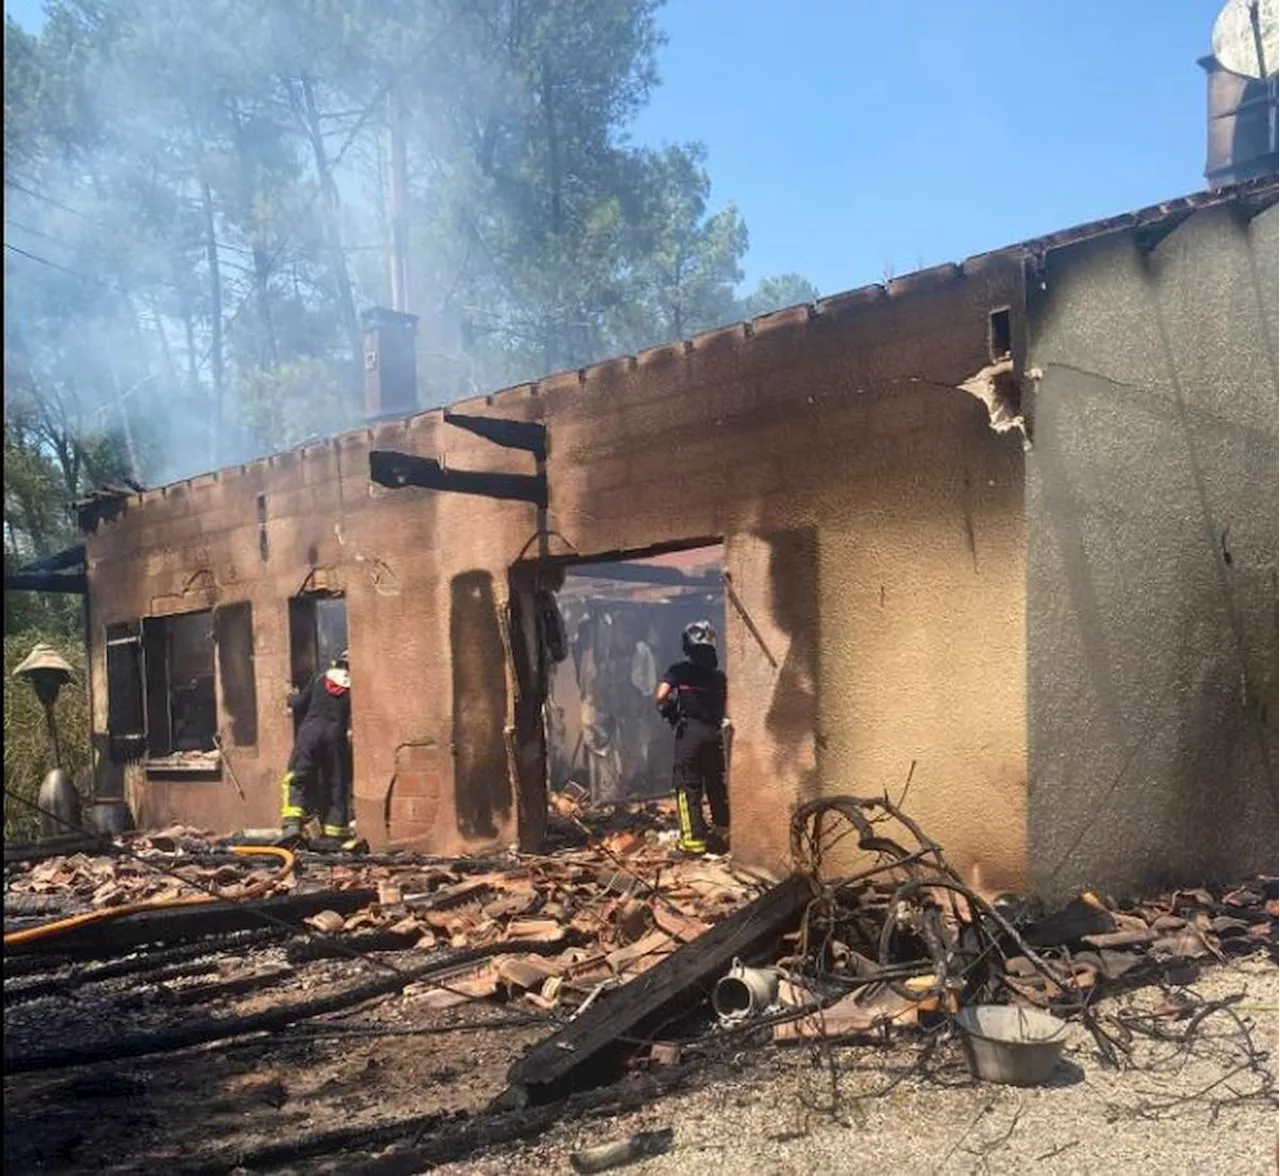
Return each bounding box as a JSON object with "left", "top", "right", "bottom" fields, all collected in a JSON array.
[{"left": 1025, "top": 195, "right": 1278, "bottom": 900}]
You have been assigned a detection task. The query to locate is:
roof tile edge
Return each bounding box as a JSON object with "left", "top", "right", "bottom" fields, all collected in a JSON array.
[{"left": 124, "top": 178, "right": 1277, "bottom": 499}]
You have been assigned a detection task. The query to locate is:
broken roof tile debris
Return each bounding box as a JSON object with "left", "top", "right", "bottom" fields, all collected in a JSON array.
[{"left": 4, "top": 792, "right": 1276, "bottom": 1167}]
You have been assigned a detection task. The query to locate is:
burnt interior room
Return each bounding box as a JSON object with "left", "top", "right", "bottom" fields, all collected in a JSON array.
[{"left": 546, "top": 544, "right": 726, "bottom": 806}]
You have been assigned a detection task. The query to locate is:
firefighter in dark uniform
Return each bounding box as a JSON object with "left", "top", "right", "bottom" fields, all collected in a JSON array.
[
  {"left": 280, "top": 651, "right": 353, "bottom": 843},
  {"left": 654, "top": 621, "right": 729, "bottom": 855}
]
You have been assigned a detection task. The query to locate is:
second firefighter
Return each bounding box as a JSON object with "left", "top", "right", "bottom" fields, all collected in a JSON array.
[
  {"left": 280, "top": 651, "right": 353, "bottom": 843},
  {"left": 654, "top": 621, "right": 729, "bottom": 855}
]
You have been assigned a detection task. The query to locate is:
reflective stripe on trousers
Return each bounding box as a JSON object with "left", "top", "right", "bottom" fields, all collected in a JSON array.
[
  {"left": 280, "top": 771, "right": 305, "bottom": 819},
  {"left": 676, "top": 791, "right": 706, "bottom": 853}
]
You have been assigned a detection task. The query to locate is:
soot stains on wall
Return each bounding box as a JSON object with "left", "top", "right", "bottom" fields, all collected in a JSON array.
[
  {"left": 762, "top": 527, "right": 821, "bottom": 802},
  {"left": 450, "top": 570, "right": 512, "bottom": 840}
]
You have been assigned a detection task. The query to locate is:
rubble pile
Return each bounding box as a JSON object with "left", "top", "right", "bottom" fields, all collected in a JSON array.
[
  {"left": 3, "top": 809, "right": 764, "bottom": 1025},
  {"left": 6, "top": 839, "right": 297, "bottom": 910},
  {"left": 3, "top": 793, "right": 1276, "bottom": 1130}
]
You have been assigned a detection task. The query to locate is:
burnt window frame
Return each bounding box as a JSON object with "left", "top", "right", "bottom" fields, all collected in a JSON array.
[
  {"left": 142, "top": 609, "right": 218, "bottom": 760},
  {"left": 103, "top": 601, "right": 261, "bottom": 773},
  {"left": 105, "top": 622, "right": 146, "bottom": 762},
  {"left": 214, "top": 601, "right": 259, "bottom": 748}
]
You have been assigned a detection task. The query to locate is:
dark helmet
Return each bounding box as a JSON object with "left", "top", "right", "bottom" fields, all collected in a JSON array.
[{"left": 682, "top": 621, "right": 717, "bottom": 657}]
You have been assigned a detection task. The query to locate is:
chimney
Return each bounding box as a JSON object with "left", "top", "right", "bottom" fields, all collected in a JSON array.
[{"left": 362, "top": 307, "right": 420, "bottom": 420}]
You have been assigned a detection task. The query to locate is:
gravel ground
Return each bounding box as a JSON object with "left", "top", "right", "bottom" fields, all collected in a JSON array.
[
  {"left": 5, "top": 949, "right": 1276, "bottom": 1174},
  {"left": 431, "top": 956, "right": 1280, "bottom": 1176}
]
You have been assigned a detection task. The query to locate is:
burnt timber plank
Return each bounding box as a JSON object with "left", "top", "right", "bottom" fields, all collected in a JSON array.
[
  {"left": 505, "top": 872, "right": 813, "bottom": 1103},
  {"left": 443, "top": 411, "right": 547, "bottom": 459},
  {"left": 3, "top": 888, "right": 379, "bottom": 960},
  {"left": 369, "top": 449, "right": 547, "bottom": 507}
]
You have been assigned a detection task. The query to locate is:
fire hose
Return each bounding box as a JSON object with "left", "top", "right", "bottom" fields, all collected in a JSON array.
[{"left": 2, "top": 845, "right": 295, "bottom": 948}]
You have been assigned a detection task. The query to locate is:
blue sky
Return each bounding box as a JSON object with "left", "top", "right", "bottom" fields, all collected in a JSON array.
[
  {"left": 628, "top": 1, "right": 1226, "bottom": 293},
  {"left": 6, "top": 0, "right": 1226, "bottom": 296}
]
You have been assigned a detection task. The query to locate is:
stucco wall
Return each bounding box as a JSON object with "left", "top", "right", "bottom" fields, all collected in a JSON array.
[
  {"left": 1025, "top": 197, "right": 1279, "bottom": 900},
  {"left": 85, "top": 254, "right": 1030, "bottom": 880}
]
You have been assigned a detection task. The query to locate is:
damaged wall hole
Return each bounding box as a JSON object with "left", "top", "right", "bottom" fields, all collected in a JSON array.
[
  {"left": 988, "top": 307, "right": 1012, "bottom": 362},
  {"left": 256, "top": 495, "right": 268, "bottom": 563}
]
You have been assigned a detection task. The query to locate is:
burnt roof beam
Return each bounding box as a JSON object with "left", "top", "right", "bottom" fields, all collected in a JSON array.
[
  {"left": 4, "top": 572, "right": 87, "bottom": 594},
  {"left": 443, "top": 411, "right": 547, "bottom": 460},
  {"left": 369, "top": 449, "right": 547, "bottom": 508},
  {"left": 565, "top": 562, "right": 719, "bottom": 588},
  {"left": 1134, "top": 207, "right": 1197, "bottom": 255}
]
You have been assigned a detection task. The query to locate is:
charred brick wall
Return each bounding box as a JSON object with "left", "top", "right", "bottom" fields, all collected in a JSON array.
[
  {"left": 85, "top": 254, "right": 1029, "bottom": 878},
  {"left": 1025, "top": 195, "right": 1279, "bottom": 901}
]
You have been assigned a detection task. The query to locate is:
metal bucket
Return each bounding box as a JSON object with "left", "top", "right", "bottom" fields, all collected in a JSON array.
[
  {"left": 955, "top": 1004, "right": 1068, "bottom": 1087},
  {"left": 83, "top": 800, "right": 136, "bottom": 838},
  {"left": 36, "top": 769, "right": 81, "bottom": 840}
]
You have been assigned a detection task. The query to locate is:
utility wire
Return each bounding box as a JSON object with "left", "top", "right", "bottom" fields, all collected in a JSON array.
[
  {"left": 6, "top": 177, "right": 118, "bottom": 232},
  {"left": 3, "top": 241, "right": 119, "bottom": 290}
]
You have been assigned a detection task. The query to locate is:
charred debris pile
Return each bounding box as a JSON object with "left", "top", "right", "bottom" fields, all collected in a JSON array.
[{"left": 4, "top": 794, "right": 1277, "bottom": 1165}]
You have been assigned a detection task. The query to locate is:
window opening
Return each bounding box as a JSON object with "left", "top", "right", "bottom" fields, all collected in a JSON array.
[
  {"left": 988, "top": 306, "right": 1012, "bottom": 361},
  {"left": 105, "top": 621, "right": 146, "bottom": 762},
  {"left": 142, "top": 610, "right": 217, "bottom": 759}
]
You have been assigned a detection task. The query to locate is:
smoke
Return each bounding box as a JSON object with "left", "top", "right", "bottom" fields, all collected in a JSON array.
[
  {"left": 3, "top": 1, "right": 818, "bottom": 498},
  {"left": 4, "top": 2, "right": 392, "bottom": 486}
]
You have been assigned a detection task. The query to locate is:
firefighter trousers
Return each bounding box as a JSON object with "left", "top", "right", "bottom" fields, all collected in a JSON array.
[
  {"left": 280, "top": 721, "right": 351, "bottom": 838},
  {"left": 672, "top": 720, "right": 728, "bottom": 853}
]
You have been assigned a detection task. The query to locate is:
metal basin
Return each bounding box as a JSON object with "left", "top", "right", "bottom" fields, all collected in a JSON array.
[
  {"left": 954, "top": 1004, "right": 1068, "bottom": 1087},
  {"left": 83, "top": 800, "right": 136, "bottom": 837}
]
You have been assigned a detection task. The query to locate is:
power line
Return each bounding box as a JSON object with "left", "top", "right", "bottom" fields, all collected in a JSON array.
[
  {"left": 5, "top": 177, "right": 117, "bottom": 232},
  {"left": 3, "top": 241, "right": 118, "bottom": 290}
]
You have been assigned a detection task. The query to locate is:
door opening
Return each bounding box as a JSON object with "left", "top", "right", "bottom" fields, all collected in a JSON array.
[
  {"left": 546, "top": 543, "right": 726, "bottom": 806},
  {"left": 288, "top": 593, "right": 349, "bottom": 734}
]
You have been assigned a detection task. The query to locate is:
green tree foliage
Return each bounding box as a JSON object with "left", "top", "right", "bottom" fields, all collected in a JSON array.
[
  {"left": 3, "top": 0, "right": 820, "bottom": 625},
  {"left": 6, "top": 0, "right": 817, "bottom": 459},
  {"left": 741, "top": 273, "right": 822, "bottom": 319}
]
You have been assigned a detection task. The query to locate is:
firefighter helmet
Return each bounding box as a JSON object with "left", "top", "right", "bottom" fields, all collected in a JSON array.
[{"left": 681, "top": 621, "right": 717, "bottom": 656}]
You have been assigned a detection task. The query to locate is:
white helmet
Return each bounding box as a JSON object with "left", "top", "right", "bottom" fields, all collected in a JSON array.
[{"left": 682, "top": 621, "right": 717, "bottom": 656}]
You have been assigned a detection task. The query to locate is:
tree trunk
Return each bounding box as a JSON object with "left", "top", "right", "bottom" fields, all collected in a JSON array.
[
  {"left": 201, "top": 180, "right": 225, "bottom": 469},
  {"left": 252, "top": 242, "right": 279, "bottom": 369},
  {"left": 298, "top": 75, "right": 362, "bottom": 370},
  {"left": 230, "top": 101, "right": 278, "bottom": 371}
]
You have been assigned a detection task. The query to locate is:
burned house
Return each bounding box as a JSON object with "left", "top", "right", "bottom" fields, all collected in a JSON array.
[{"left": 50, "top": 180, "right": 1277, "bottom": 900}]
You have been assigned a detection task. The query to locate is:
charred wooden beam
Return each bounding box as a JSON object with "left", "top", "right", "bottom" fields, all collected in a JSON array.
[
  {"left": 164, "top": 963, "right": 295, "bottom": 1006},
  {"left": 504, "top": 873, "right": 813, "bottom": 1104},
  {"left": 3, "top": 887, "right": 379, "bottom": 960},
  {"left": 4, "top": 937, "right": 569, "bottom": 1075},
  {"left": 4, "top": 832, "right": 110, "bottom": 865},
  {"left": 12, "top": 545, "right": 86, "bottom": 574},
  {"left": 369, "top": 449, "right": 547, "bottom": 507},
  {"left": 443, "top": 411, "right": 547, "bottom": 460},
  {"left": 564, "top": 562, "right": 719, "bottom": 589},
  {"left": 3, "top": 572, "right": 87, "bottom": 594}
]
